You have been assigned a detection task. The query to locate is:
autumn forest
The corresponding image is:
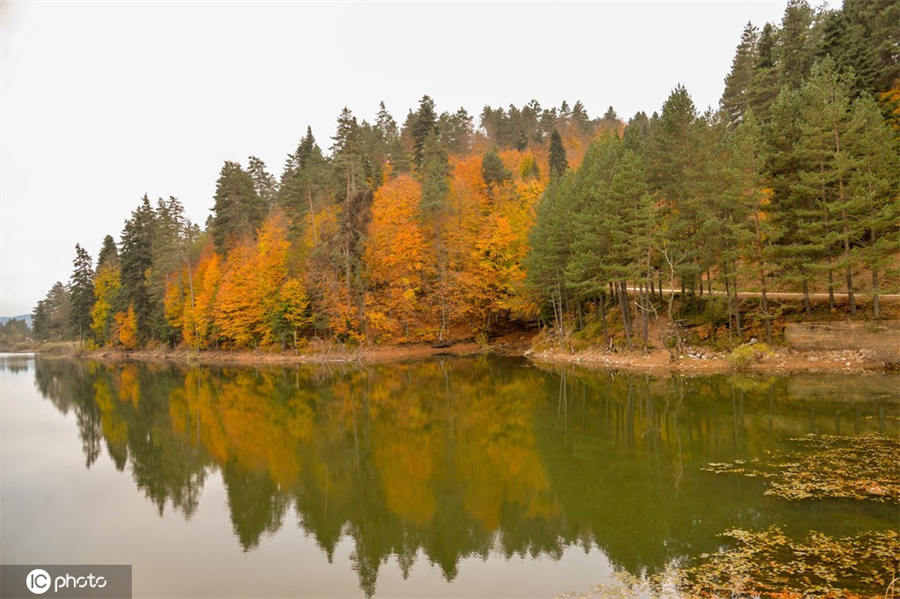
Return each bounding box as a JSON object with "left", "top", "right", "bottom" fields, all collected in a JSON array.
[{"left": 31, "top": 0, "right": 899, "bottom": 352}]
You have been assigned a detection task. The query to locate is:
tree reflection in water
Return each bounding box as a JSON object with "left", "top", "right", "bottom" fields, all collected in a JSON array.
[{"left": 32, "top": 357, "right": 898, "bottom": 597}]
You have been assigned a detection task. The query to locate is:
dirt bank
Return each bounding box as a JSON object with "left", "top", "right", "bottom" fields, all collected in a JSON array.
[
  {"left": 62, "top": 335, "right": 532, "bottom": 367},
  {"left": 526, "top": 345, "right": 896, "bottom": 376},
  {"left": 35, "top": 332, "right": 894, "bottom": 375}
]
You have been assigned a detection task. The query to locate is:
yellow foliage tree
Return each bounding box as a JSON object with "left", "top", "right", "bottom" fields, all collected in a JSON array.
[{"left": 90, "top": 262, "right": 122, "bottom": 345}]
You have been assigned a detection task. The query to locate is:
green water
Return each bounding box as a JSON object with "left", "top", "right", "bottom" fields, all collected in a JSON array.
[{"left": 0, "top": 354, "right": 896, "bottom": 598}]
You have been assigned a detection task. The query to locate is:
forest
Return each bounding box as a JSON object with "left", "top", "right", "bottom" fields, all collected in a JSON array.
[{"left": 31, "top": 0, "right": 899, "bottom": 352}]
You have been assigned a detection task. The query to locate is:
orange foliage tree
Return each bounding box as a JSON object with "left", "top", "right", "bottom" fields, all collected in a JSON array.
[{"left": 363, "top": 174, "right": 431, "bottom": 342}]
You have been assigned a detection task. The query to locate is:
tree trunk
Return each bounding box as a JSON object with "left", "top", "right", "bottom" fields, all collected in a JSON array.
[
  {"left": 732, "top": 259, "right": 741, "bottom": 339},
  {"left": 802, "top": 279, "right": 812, "bottom": 316},
  {"left": 760, "top": 272, "right": 771, "bottom": 342},
  {"left": 827, "top": 264, "right": 835, "bottom": 311},
  {"left": 618, "top": 281, "right": 632, "bottom": 348},
  {"left": 307, "top": 184, "right": 318, "bottom": 244},
  {"left": 640, "top": 284, "right": 649, "bottom": 353},
  {"left": 872, "top": 270, "right": 881, "bottom": 319},
  {"left": 724, "top": 268, "right": 733, "bottom": 343},
  {"left": 598, "top": 292, "right": 610, "bottom": 348}
]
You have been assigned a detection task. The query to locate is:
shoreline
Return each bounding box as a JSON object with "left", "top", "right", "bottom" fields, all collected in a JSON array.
[
  {"left": 526, "top": 345, "right": 896, "bottom": 376},
  {"left": 15, "top": 336, "right": 897, "bottom": 375}
]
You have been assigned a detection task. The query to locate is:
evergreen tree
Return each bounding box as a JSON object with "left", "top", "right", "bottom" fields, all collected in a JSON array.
[
  {"left": 68, "top": 243, "right": 95, "bottom": 345},
  {"left": 526, "top": 173, "right": 576, "bottom": 342},
  {"left": 375, "top": 102, "right": 409, "bottom": 173},
  {"left": 846, "top": 93, "right": 900, "bottom": 317},
  {"left": 648, "top": 85, "right": 702, "bottom": 293},
  {"left": 481, "top": 149, "right": 512, "bottom": 189},
  {"left": 746, "top": 22, "right": 781, "bottom": 122},
  {"left": 721, "top": 22, "right": 760, "bottom": 127},
  {"left": 411, "top": 95, "right": 438, "bottom": 170},
  {"left": 211, "top": 161, "right": 264, "bottom": 252},
  {"left": 331, "top": 107, "right": 365, "bottom": 200},
  {"left": 792, "top": 59, "right": 858, "bottom": 311},
  {"left": 32, "top": 282, "right": 71, "bottom": 341},
  {"left": 420, "top": 131, "right": 451, "bottom": 214},
  {"left": 777, "top": 0, "right": 816, "bottom": 90},
  {"left": 151, "top": 196, "right": 198, "bottom": 341},
  {"left": 419, "top": 131, "right": 452, "bottom": 341},
  {"left": 841, "top": 0, "right": 900, "bottom": 93},
  {"left": 279, "top": 126, "right": 331, "bottom": 241},
  {"left": 437, "top": 108, "right": 474, "bottom": 155},
  {"left": 548, "top": 130, "right": 568, "bottom": 177},
  {"left": 571, "top": 100, "right": 591, "bottom": 133},
  {"left": 247, "top": 156, "right": 279, "bottom": 210},
  {"left": 97, "top": 235, "right": 118, "bottom": 269},
  {"left": 119, "top": 195, "right": 157, "bottom": 342}
]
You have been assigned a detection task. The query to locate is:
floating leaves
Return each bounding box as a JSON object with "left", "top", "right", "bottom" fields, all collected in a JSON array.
[
  {"left": 681, "top": 526, "right": 900, "bottom": 598},
  {"left": 702, "top": 434, "right": 900, "bottom": 503}
]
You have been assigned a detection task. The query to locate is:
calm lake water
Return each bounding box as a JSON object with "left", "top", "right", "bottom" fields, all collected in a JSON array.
[{"left": 1, "top": 353, "right": 897, "bottom": 598}]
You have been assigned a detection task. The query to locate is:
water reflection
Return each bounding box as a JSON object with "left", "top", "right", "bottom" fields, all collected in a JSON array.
[{"left": 28, "top": 357, "right": 899, "bottom": 596}]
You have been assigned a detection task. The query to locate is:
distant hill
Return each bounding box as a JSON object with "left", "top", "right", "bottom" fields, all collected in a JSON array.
[{"left": 0, "top": 314, "right": 33, "bottom": 328}]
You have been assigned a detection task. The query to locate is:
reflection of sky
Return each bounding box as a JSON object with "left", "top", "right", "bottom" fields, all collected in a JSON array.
[{"left": 0, "top": 362, "right": 614, "bottom": 598}]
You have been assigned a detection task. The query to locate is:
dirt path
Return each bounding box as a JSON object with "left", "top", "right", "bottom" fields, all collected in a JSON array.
[{"left": 625, "top": 287, "right": 900, "bottom": 301}]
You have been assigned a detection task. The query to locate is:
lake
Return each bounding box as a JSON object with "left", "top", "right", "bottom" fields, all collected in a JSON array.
[{"left": 0, "top": 353, "right": 897, "bottom": 598}]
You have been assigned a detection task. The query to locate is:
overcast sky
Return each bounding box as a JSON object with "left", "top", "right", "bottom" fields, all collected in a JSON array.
[{"left": 1, "top": 0, "right": 822, "bottom": 317}]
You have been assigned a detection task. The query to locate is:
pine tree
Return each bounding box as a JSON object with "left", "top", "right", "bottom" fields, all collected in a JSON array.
[
  {"left": 777, "top": 0, "right": 816, "bottom": 90},
  {"left": 721, "top": 22, "right": 760, "bottom": 128},
  {"left": 419, "top": 131, "right": 452, "bottom": 341},
  {"left": 247, "top": 156, "right": 279, "bottom": 210},
  {"left": 97, "top": 235, "right": 118, "bottom": 269},
  {"left": 548, "top": 130, "right": 568, "bottom": 177},
  {"left": 438, "top": 108, "right": 474, "bottom": 155},
  {"left": 33, "top": 282, "right": 71, "bottom": 341},
  {"left": 375, "top": 102, "right": 409, "bottom": 174},
  {"left": 648, "top": 85, "right": 702, "bottom": 295},
  {"left": 411, "top": 95, "right": 438, "bottom": 170},
  {"left": 846, "top": 94, "right": 900, "bottom": 317},
  {"left": 331, "top": 107, "right": 365, "bottom": 201},
  {"left": 793, "top": 59, "right": 858, "bottom": 312},
  {"left": 481, "top": 149, "right": 512, "bottom": 189},
  {"left": 211, "top": 161, "right": 264, "bottom": 252},
  {"left": 279, "top": 126, "right": 331, "bottom": 241},
  {"left": 69, "top": 244, "right": 95, "bottom": 345},
  {"left": 746, "top": 22, "right": 781, "bottom": 122},
  {"left": 119, "top": 195, "right": 157, "bottom": 342}
]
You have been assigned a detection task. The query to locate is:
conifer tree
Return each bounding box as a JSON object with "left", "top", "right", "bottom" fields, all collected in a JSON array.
[
  {"left": 846, "top": 94, "right": 900, "bottom": 318},
  {"left": 481, "top": 149, "right": 512, "bottom": 190},
  {"left": 247, "top": 156, "right": 279, "bottom": 210},
  {"left": 211, "top": 161, "right": 264, "bottom": 252},
  {"left": 331, "top": 107, "right": 365, "bottom": 201},
  {"left": 68, "top": 243, "right": 95, "bottom": 346},
  {"left": 97, "top": 235, "right": 118, "bottom": 269},
  {"left": 721, "top": 22, "right": 760, "bottom": 127},
  {"left": 119, "top": 195, "right": 157, "bottom": 342},
  {"left": 411, "top": 95, "right": 438, "bottom": 170},
  {"left": 419, "top": 131, "right": 452, "bottom": 342},
  {"left": 279, "top": 127, "right": 331, "bottom": 241},
  {"left": 548, "top": 130, "right": 568, "bottom": 177}
]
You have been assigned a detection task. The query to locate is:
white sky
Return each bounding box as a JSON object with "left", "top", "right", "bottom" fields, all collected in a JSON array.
[{"left": 1, "top": 0, "right": 814, "bottom": 317}]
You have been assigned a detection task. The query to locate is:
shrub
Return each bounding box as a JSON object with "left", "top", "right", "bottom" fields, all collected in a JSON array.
[{"left": 727, "top": 342, "right": 772, "bottom": 367}]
